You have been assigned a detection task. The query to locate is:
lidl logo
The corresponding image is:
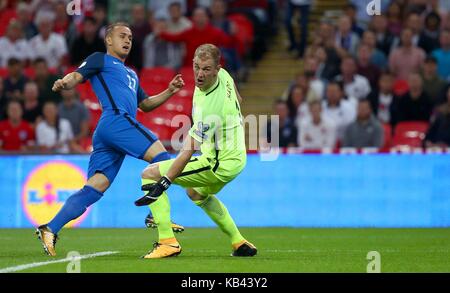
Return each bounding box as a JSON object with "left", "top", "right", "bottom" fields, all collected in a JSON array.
[{"left": 22, "top": 161, "right": 88, "bottom": 227}]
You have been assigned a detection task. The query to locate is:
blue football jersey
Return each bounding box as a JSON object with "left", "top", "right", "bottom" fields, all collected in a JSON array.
[{"left": 76, "top": 52, "right": 147, "bottom": 118}]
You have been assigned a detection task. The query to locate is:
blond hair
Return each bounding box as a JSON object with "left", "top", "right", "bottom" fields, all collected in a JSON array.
[{"left": 194, "top": 44, "right": 221, "bottom": 66}]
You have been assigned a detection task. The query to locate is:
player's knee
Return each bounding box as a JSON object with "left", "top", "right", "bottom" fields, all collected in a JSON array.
[
  {"left": 186, "top": 188, "right": 204, "bottom": 201},
  {"left": 86, "top": 173, "right": 110, "bottom": 193},
  {"left": 141, "top": 164, "right": 161, "bottom": 181}
]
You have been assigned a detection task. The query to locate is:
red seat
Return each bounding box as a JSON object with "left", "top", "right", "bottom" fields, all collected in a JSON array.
[
  {"left": 140, "top": 67, "right": 175, "bottom": 85},
  {"left": 0, "top": 67, "right": 8, "bottom": 78},
  {"left": 179, "top": 66, "right": 194, "bottom": 84},
  {"left": 88, "top": 105, "right": 102, "bottom": 132},
  {"left": 392, "top": 121, "right": 429, "bottom": 148},
  {"left": 228, "top": 13, "right": 254, "bottom": 56},
  {"left": 140, "top": 80, "right": 167, "bottom": 95},
  {"left": 382, "top": 123, "right": 392, "bottom": 150},
  {"left": 76, "top": 81, "right": 97, "bottom": 102}
]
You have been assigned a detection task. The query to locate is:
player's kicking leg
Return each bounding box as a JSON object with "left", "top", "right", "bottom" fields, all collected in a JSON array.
[{"left": 37, "top": 172, "right": 110, "bottom": 256}]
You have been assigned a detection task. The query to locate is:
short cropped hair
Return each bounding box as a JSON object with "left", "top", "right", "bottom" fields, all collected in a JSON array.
[
  {"left": 105, "top": 22, "right": 131, "bottom": 40},
  {"left": 194, "top": 44, "right": 221, "bottom": 66}
]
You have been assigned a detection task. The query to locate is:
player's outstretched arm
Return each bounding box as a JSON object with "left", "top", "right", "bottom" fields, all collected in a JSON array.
[
  {"left": 52, "top": 72, "right": 84, "bottom": 92},
  {"left": 139, "top": 74, "right": 184, "bottom": 112}
]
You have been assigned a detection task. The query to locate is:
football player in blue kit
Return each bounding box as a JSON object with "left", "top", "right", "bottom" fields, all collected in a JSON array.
[{"left": 36, "top": 22, "right": 184, "bottom": 256}]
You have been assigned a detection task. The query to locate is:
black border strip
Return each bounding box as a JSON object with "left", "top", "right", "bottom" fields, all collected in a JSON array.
[
  {"left": 98, "top": 73, "right": 119, "bottom": 115},
  {"left": 123, "top": 114, "right": 154, "bottom": 142},
  {"left": 205, "top": 80, "right": 220, "bottom": 96},
  {"left": 179, "top": 166, "right": 211, "bottom": 177}
]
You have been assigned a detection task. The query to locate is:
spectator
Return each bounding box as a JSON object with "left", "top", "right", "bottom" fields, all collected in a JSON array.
[
  {"left": 0, "top": 77, "right": 5, "bottom": 118},
  {"left": 284, "top": 72, "right": 323, "bottom": 103},
  {"left": 437, "top": 86, "right": 450, "bottom": 115},
  {"left": 424, "top": 111, "right": 450, "bottom": 148},
  {"left": 148, "top": 0, "right": 187, "bottom": 20},
  {"left": 29, "top": 10, "right": 68, "bottom": 68},
  {"left": 143, "top": 13, "right": 182, "bottom": 69},
  {"left": 342, "top": 99, "right": 384, "bottom": 148},
  {"left": 431, "top": 29, "right": 450, "bottom": 80},
  {"left": 209, "top": 0, "right": 244, "bottom": 78},
  {"left": 368, "top": 72, "right": 396, "bottom": 124},
  {"left": 0, "top": 100, "right": 35, "bottom": 152},
  {"left": 22, "top": 81, "right": 42, "bottom": 125},
  {"left": 361, "top": 30, "right": 388, "bottom": 70},
  {"left": 322, "top": 81, "right": 356, "bottom": 140},
  {"left": 128, "top": 3, "right": 152, "bottom": 71},
  {"left": 53, "top": 0, "right": 77, "bottom": 48},
  {"left": 425, "top": 87, "right": 450, "bottom": 148},
  {"left": 423, "top": 11, "right": 441, "bottom": 50},
  {"left": 16, "top": 2, "right": 38, "bottom": 40},
  {"left": 391, "top": 73, "right": 433, "bottom": 125},
  {"left": 402, "top": 12, "right": 439, "bottom": 54},
  {"left": 303, "top": 57, "right": 326, "bottom": 98},
  {"left": 335, "top": 56, "right": 371, "bottom": 101},
  {"left": 58, "top": 88, "right": 90, "bottom": 143},
  {"left": 166, "top": 1, "right": 192, "bottom": 33},
  {"left": 371, "top": 15, "right": 396, "bottom": 56},
  {"left": 36, "top": 101, "right": 74, "bottom": 154},
  {"left": 421, "top": 56, "right": 447, "bottom": 107},
  {"left": 386, "top": 1, "right": 403, "bottom": 36},
  {"left": 389, "top": 28, "right": 426, "bottom": 80},
  {"left": 0, "top": 20, "right": 33, "bottom": 67},
  {"left": 285, "top": 0, "right": 311, "bottom": 58},
  {"left": 314, "top": 46, "right": 340, "bottom": 81},
  {"left": 344, "top": 3, "right": 364, "bottom": 37},
  {"left": 286, "top": 85, "right": 308, "bottom": 126},
  {"left": 299, "top": 99, "right": 336, "bottom": 149},
  {"left": 3, "top": 58, "right": 28, "bottom": 102},
  {"left": 334, "top": 15, "right": 360, "bottom": 56},
  {"left": 93, "top": 3, "right": 108, "bottom": 39},
  {"left": 356, "top": 44, "right": 381, "bottom": 90},
  {"left": 33, "top": 58, "right": 62, "bottom": 104},
  {"left": 70, "top": 16, "right": 105, "bottom": 66},
  {"left": 262, "top": 100, "right": 298, "bottom": 148},
  {"left": 158, "top": 7, "right": 233, "bottom": 67}
]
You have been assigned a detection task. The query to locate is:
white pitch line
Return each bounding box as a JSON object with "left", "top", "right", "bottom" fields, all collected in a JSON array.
[{"left": 0, "top": 251, "right": 119, "bottom": 273}]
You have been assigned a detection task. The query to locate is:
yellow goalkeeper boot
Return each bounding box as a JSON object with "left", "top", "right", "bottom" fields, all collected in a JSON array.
[
  {"left": 36, "top": 225, "right": 58, "bottom": 256},
  {"left": 142, "top": 238, "right": 182, "bottom": 259},
  {"left": 232, "top": 240, "right": 257, "bottom": 257},
  {"left": 145, "top": 214, "right": 185, "bottom": 233}
]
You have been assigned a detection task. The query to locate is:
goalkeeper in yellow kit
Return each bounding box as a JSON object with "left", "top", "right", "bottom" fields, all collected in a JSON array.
[{"left": 135, "top": 44, "right": 257, "bottom": 259}]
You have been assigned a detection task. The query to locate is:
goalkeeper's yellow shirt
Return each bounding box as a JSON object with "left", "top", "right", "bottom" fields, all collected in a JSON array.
[{"left": 188, "top": 68, "right": 247, "bottom": 182}]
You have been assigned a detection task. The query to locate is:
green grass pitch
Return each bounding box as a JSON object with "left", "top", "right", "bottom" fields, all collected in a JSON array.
[{"left": 0, "top": 228, "right": 448, "bottom": 272}]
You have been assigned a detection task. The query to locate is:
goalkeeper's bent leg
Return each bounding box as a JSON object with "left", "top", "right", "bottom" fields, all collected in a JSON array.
[
  {"left": 142, "top": 178, "right": 175, "bottom": 241},
  {"left": 193, "top": 193, "right": 245, "bottom": 245}
]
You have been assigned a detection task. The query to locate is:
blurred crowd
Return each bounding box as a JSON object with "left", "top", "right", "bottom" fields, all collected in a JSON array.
[
  {"left": 268, "top": 0, "right": 450, "bottom": 150},
  {"left": 0, "top": 0, "right": 276, "bottom": 154}
]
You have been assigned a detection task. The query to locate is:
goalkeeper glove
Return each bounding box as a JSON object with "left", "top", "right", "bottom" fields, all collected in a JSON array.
[{"left": 134, "top": 176, "right": 171, "bottom": 206}]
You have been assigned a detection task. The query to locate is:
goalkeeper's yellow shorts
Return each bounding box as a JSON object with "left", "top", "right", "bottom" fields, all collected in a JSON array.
[{"left": 157, "top": 155, "right": 244, "bottom": 196}]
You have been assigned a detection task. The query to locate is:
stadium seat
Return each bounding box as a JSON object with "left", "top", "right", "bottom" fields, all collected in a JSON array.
[
  {"left": 228, "top": 13, "right": 254, "bottom": 56},
  {"left": 392, "top": 121, "right": 429, "bottom": 148},
  {"left": 140, "top": 80, "right": 167, "bottom": 95},
  {"left": 140, "top": 67, "right": 175, "bottom": 85},
  {"left": 179, "top": 66, "right": 195, "bottom": 84},
  {"left": 88, "top": 105, "right": 102, "bottom": 132},
  {"left": 76, "top": 81, "right": 97, "bottom": 102},
  {"left": 382, "top": 123, "right": 392, "bottom": 150},
  {"left": 0, "top": 67, "right": 8, "bottom": 78}
]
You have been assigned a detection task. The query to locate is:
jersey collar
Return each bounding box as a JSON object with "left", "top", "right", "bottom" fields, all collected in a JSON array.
[{"left": 202, "top": 77, "right": 220, "bottom": 96}]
